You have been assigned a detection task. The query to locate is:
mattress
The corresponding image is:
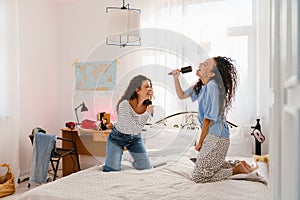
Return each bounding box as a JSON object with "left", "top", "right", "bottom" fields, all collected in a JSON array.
[{"left": 17, "top": 126, "right": 268, "bottom": 200}]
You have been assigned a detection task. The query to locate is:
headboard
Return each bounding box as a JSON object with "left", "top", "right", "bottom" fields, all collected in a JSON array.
[{"left": 155, "top": 111, "right": 238, "bottom": 130}]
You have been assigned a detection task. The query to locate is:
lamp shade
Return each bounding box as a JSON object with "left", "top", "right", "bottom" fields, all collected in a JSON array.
[
  {"left": 80, "top": 102, "right": 88, "bottom": 112},
  {"left": 74, "top": 101, "right": 89, "bottom": 124},
  {"left": 106, "top": 1, "right": 141, "bottom": 47}
]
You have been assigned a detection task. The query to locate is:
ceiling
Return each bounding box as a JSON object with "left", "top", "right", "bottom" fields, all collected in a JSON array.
[{"left": 50, "top": 0, "right": 80, "bottom": 5}]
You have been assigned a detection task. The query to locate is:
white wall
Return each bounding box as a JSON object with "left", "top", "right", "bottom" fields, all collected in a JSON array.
[
  {"left": 18, "top": 0, "right": 58, "bottom": 177},
  {"left": 56, "top": 0, "right": 109, "bottom": 127}
]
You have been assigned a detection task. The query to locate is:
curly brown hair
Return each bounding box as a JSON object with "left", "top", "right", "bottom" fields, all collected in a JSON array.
[{"left": 193, "top": 56, "right": 238, "bottom": 117}]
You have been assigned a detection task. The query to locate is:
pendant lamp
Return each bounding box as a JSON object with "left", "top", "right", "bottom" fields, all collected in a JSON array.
[{"left": 106, "top": 0, "right": 141, "bottom": 47}]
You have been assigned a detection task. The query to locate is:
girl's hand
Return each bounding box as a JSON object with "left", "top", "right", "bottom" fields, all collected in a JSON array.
[
  {"left": 106, "top": 123, "right": 113, "bottom": 129},
  {"left": 146, "top": 105, "right": 154, "bottom": 115},
  {"left": 172, "top": 69, "right": 181, "bottom": 78}
]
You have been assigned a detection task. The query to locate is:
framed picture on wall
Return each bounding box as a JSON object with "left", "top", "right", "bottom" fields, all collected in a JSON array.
[{"left": 74, "top": 60, "right": 116, "bottom": 92}]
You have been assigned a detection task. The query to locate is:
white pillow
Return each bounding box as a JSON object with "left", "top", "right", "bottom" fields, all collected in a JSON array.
[
  {"left": 142, "top": 126, "right": 197, "bottom": 164},
  {"left": 227, "top": 126, "right": 253, "bottom": 157},
  {"left": 143, "top": 125, "right": 196, "bottom": 150}
]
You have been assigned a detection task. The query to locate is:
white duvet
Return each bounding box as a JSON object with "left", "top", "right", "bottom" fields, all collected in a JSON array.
[
  {"left": 17, "top": 126, "right": 268, "bottom": 200},
  {"left": 17, "top": 159, "right": 268, "bottom": 200}
]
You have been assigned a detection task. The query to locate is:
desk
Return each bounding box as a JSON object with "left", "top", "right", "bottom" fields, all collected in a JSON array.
[{"left": 61, "top": 128, "right": 110, "bottom": 176}]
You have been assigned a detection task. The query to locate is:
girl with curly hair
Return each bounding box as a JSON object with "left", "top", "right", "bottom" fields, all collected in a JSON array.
[{"left": 171, "top": 56, "right": 251, "bottom": 183}]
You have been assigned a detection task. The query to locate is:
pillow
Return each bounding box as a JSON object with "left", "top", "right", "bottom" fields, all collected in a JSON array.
[
  {"left": 227, "top": 126, "right": 253, "bottom": 157},
  {"left": 143, "top": 125, "right": 178, "bottom": 150},
  {"left": 142, "top": 125, "right": 198, "bottom": 164},
  {"left": 143, "top": 125, "right": 197, "bottom": 150}
]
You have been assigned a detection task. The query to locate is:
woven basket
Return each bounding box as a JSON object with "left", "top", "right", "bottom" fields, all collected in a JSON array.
[{"left": 0, "top": 163, "right": 16, "bottom": 198}]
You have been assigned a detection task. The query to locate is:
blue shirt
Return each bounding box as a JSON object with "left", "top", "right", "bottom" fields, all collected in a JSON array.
[{"left": 185, "top": 80, "right": 229, "bottom": 138}]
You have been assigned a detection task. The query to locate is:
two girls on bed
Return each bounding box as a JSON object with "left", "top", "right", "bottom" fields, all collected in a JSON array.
[
  {"left": 103, "top": 56, "right": 251, "bottom": 183},
  {"left": 171, "top": 56, "right": 251, "bottom": 183},
  {"left": 103, "top": 75, "right": 154, "bottom": 172}
]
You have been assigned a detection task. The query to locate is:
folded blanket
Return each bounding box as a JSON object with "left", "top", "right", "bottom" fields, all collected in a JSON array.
[
  {"left": 29, "top": 132, "right": 56, "bottom": 184},
  {"left": 228, "top": 162, "right": 269, "bottom": 185}
]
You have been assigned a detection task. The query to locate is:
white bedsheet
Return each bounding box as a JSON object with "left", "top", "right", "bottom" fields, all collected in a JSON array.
[
  {"left": 17, "top": 126, "right": 268, "bottom": 200},
  {"left": 17, "top": 156, "right": 268, "bottom": 200}
]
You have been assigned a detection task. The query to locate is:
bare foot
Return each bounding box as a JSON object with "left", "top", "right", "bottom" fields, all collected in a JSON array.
[
  {"left": 232, "top": 162, "right": 250, "bottom": 175},
  {"left": 129, "top": 156, "right": 134, "bottom": 163},
  {"left": 240, "top": 160, "right": 252, "bottom": 172}
]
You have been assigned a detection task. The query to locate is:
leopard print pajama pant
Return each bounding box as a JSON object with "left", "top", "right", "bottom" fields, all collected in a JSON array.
[{"left": 192, "top": 134, "right": 237, "bottom": 183}]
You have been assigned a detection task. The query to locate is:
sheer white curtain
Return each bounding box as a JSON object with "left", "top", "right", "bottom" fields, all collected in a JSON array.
[
  {"left": 141, "top": 0, "right": 269, "bottom": 126},
  {"left": 0, "top": 0, "right": 18, "bottom": 119},
  {"left": 0, "top": 0, "right": 20, "bottom": 179},
  {"left": 0, "top": 2, "right": 9, "bottom": 119}
]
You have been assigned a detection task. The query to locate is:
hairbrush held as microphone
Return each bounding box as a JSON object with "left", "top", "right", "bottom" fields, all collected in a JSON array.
[{"left": 168, "top": 66, "right": 192, "bottom": 75}]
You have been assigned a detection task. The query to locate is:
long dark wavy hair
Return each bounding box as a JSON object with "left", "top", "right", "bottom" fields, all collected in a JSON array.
[
  {"left": 193, "top": 56, "right": 238, "bottom": 117},
  {"left": 116, "top": 75, "right": 152, "bottom": 113}
]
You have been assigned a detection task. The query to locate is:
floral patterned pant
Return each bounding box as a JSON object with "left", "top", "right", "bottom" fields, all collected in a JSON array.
[{"left": 192, "top": 134, "right": 238, "bottom": 183}]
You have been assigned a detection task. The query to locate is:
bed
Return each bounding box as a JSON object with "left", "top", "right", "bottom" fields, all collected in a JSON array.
[{"left": 17, "top": 112, "right": 269, "bottom": 200}]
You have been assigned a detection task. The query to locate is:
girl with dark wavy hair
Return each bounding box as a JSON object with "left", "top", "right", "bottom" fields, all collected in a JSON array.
[
  {"left": 172, "top": 56, "right": 251, "bottom": 183},
  {"left": 103, "top": 75, "right": 153, "bottom": 172}
]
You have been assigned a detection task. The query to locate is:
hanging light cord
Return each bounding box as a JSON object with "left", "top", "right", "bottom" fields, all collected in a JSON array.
[{"left": 121, "top": 0, "right": 128, "bottom": 9}]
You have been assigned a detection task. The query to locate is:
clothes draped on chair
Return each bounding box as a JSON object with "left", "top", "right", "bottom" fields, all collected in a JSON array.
[
  {"left": 28, "top": 128, "right": 81, "bottom": 188},
  {"left": 29, "top": 132, "right": 56, "bottom": 185}
]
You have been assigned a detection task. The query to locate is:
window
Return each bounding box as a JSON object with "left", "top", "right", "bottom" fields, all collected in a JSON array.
[{"left": 141, "top": 0, "right": 262, "bottom": 123}]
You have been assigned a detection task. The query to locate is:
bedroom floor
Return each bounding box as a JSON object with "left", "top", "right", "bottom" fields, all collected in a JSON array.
[{"left": 2, "top": 169, "right": 63, "bottom": 200}]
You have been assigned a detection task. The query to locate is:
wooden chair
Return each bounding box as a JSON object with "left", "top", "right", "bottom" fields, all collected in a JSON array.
[{"left": 28, "top": 127, "right": 81, "bottom": 186}]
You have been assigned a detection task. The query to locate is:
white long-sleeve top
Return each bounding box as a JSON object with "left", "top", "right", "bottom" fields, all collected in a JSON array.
[{"left": 114, "top": 100, "right": 151, "bottom": 135}]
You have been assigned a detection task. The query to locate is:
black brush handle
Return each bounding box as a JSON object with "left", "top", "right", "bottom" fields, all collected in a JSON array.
[{"left": 168, "top": 66, "right": 192, "bottom": 75}]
